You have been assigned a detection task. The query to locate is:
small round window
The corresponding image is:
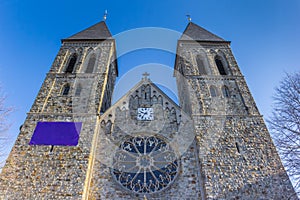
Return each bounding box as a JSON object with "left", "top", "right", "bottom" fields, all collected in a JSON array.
[{"left": 112, "top": 135, "right": 179, "bottom": 194}]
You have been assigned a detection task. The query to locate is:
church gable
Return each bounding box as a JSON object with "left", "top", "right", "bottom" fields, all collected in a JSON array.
[
  {"left": 87, "top": 77, "right": 200, "bottom": 198},
  {"left": 99, "top": 76, "right": 187, "bottom": 141}
]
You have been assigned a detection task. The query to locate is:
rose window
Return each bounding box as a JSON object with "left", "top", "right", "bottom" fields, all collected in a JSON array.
[{"left": 112, "top": 135, "right": 179, "bottom": 194}]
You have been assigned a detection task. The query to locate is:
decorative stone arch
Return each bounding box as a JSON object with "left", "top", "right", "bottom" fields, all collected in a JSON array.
[
  {"left": 209, "top": 49, "right": 217, "bottom": 55},
  {"left": 80, "top": 47, "right": 94, "bottom": 72},
  {"left": 152, "top": 95, "right": 158, "bottom": 104},
  {"left": 194, "top": 50, "right": 211, "bottom": 75},
  {"left": 142, "top": 84, "right": 151, "bottom": 100},
  {"left": 85, "top": 53, "right": 97, "bottom": 73},
  {"left": 81, "top": 48, "right": 101, "bottom": 73},
  {"left": 157, "top": 95, "right": 163, "bottom": 105},
  {"left": 209, "top": 85, "right": 218, "bottom": 97},
  {"left": 129, "top": 95, "right": 139, "bottom": 110},
  {"left": 74, "top": 47, "right": 84, "bottom": 73}
]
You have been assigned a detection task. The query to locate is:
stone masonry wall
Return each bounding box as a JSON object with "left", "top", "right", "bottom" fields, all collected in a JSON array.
[
  {"left": 0, "top": 39, "right": 117, "bottom": 199},
  {"left": 194, "top": 115, "right": 296, "bottom": 199},
  {"left": 0, "top": 114, "right": 96, "bottom": 199},
  {"left": 175, "top": 41, "right": 297, "bottom": 199}
]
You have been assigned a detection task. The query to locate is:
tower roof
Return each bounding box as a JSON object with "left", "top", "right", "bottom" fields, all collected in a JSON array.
[
  {"left": 63, "top": 21, "right": 112, "bottom": 41},
  {"left": 180, "top": 22, "right": 225, "bottom": 42}
]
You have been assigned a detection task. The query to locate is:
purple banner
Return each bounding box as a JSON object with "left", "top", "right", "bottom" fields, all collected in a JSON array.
[{"left": 29, "top": 122, "right": 82, "bottom": 146}]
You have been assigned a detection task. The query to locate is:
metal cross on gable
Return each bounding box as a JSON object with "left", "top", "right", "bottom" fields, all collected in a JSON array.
[{"left": 142, "top": 72, "right": 150, "bottom": 80}]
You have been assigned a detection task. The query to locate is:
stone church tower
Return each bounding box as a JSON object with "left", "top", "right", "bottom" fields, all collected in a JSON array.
[{"left": 0, "top": 20, "right": 297, "bottom": 199}]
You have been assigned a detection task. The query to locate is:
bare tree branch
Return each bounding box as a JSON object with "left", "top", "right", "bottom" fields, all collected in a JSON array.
[
  {"left": 0, "top": 86, "right": 13, "bottom": 171},
  {"left": 268, "top": 71, "right": 300, "bottom": 195}
]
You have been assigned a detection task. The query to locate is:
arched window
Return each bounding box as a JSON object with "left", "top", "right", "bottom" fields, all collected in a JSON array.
[
  {"left": 62, "top": 84, "right": 70, "bottom": 95},
  {"left": 65, "top": 53, "right": 77, "bottom": 73},
  {"left": 85, "top": 54, "right": 96, "bottom": 73},
  {"left": 75, "top": 84, "right": 82, "bottom": 96},
  {"left": 196, "top": 55, "right": 207, "bottom": 75},
  {"left": 222, "top": 86, "right": 230, "bottom": 98},
  {"left": 210, "top": 85, "right": 218, "bottom": 97},
  {"left": 215, "top": 56, "right": 227, "bottom": 75}
]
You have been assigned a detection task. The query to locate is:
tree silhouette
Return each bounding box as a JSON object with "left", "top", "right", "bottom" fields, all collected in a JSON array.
[
  {"left": 268, "top": 71, "right": 300, "bottom": 195},
  {"left": 0, "top": 86, "right": 13, "bottom": 170}
]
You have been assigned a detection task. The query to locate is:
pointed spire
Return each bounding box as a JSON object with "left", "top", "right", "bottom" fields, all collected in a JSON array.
[
  {"left": 63, "top": 21, "right": 112, "bottom": 41},
  {"left": 180, "top": 22, "right": 226, "bottom": 42}
]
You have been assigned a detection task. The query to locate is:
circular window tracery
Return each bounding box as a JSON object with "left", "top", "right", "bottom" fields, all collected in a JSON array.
[{"left": 112, "top": 135, "right": 179, "bottom": 194}]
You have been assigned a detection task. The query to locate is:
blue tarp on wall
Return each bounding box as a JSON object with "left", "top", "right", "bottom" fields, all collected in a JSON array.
[{"left": 29, "top": 122, "right": 82, "bottom": 146}]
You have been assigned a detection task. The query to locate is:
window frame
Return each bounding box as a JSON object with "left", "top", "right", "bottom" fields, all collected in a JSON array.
[
  {"left": 62, "top": 84, "right": 70, "bottom": 96},
  {"left": 214, "top": 55, "right": 227, "bottom": 75},
  {"left": 65, "top": 53, "right": 78, "bottom": 73}
]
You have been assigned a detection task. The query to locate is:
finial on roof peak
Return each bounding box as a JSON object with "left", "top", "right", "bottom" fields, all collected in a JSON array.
[
  {"left": 142, "top": 72, "right": 150, "bottom": 81},
  {"left": 186, "top": 14, "right": 192, "bottom": 22},
  {"left": 103, "top": 10, "right": 108, "bottom": 21}
]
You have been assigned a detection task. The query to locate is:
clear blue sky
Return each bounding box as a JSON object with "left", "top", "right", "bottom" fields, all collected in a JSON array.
[{"left": 0, "top": 0, "right": 299, "bottom": 156}]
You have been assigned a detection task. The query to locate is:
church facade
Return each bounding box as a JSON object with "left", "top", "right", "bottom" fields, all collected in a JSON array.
[{"left": 0, "top": 21, "right": 297, "bottom": 199}]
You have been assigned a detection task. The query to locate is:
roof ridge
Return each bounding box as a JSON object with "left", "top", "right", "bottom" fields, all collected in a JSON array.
[
  {"left": 63, "top": 21, "right": 112, "bottom": 41},
  {"left": 180, "top": 22, "right": 225, "bottom": 42}
]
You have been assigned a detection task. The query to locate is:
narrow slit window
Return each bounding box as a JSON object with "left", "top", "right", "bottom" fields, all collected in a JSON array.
[
  {"left": 65, "top": 54, "right": 77, "bottom": 73},
  {"left": 235, "top": 142, "right": 241, "bottom": 153},
  {"left": 215, "top": 56, "right": 227, "bottom": 75}
]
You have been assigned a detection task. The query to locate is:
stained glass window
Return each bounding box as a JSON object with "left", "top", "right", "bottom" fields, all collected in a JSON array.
[{"left": 112, "top": 135, "right": 179, "bottom": 194}]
